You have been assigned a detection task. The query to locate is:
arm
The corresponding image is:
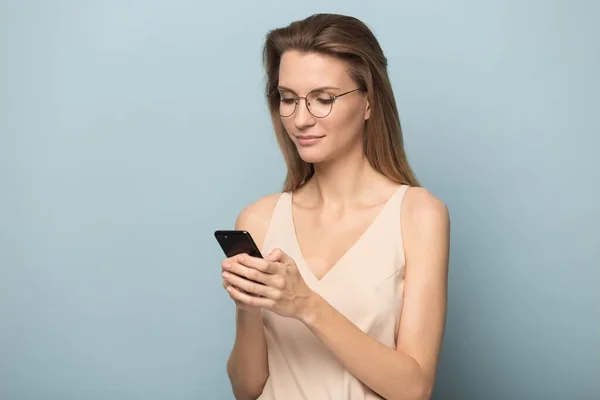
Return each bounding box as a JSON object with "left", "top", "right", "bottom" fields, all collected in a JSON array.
[
  {"left": 227, "top": 307, "right": 268, "bottom": 400},
  {"left": 300, "top": 189, "right": 449, "bottom": 400},
  {"left": 225, "top": 194, "right": 281, "bottom": 400}
]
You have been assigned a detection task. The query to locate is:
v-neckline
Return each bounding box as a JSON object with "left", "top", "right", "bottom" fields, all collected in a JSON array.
[{"left": 288, "top": 186, "right": 404, "bottom": 285}]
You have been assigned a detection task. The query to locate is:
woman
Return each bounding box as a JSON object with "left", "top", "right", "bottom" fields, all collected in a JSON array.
[{"left": 221, "top": 13, "right": 449, "bottom": 400}]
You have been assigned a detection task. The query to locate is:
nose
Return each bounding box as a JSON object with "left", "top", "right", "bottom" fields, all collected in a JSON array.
[{"left": 293, "top": 98, "right": 316, "bottom": 128}]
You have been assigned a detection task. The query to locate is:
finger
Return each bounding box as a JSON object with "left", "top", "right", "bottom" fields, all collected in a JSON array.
[
  {"left": 264, "top": 249, "right": 277, "bottom": 262},
  {"left": 221, "top": 253, "right": 253, "bottom": 270},
  {"left": 222, "top": 279, "right": 244, "bottom": 293},
  {"left": 224, "top": 264, "right": 286, "bottom": 292},
  {"left": 222, "top": 254, "right": 243, "bottom": 270},
  {"left": 268, "top": 248, "right": 295, "bottom": 266},
  {"left": 223, "top": 279, "right": 238, "bottom": 289},
  {"left": 223, "top": 272, "right": 280, "bottom": 299},
  {"left": 226, "top": 285, "right": 275, "bottom": 308},
  {"left": 224, "top": 259, "right": 272, "bottom": 284},
  {"left": 237, "top": 254, "right": 281, "bottom": 275}
]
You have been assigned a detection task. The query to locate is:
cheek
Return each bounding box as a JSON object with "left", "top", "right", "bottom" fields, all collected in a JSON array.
[
  {"left": 281, "top": 119, "right": 293, "bottom": 136},
  {"left": 326, "top": 110, "right": 364, "bottom": 140}
]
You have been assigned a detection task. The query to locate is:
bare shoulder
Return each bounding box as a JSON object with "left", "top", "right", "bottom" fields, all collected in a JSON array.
[
  {"left": 401, "top": 187, "right": 450, "bottom": 267},
  {"left": 402, "top": 187, "right": 450, "bottom": 235},
  {"left": 235, "top": 192, "right": 284, "bottom": 249}
]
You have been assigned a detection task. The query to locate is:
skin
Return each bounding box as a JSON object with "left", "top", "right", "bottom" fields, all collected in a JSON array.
[{"left": 224, "top": 50, "right": 450, "bottom": 400}]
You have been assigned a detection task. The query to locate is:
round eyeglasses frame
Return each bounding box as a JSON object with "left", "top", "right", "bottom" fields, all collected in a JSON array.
[{"left": 269, "top": 87, "right": 364, "bottom": 118}]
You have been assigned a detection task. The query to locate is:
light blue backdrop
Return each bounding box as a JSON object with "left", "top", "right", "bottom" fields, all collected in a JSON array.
[{"left": 1, "top": 1, "right": 598, "bottom": 399}]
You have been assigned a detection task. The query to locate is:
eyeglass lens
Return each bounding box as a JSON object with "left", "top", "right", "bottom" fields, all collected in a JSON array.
[{"left": 277, "top": 90, "right": 335, "bottom": 118}]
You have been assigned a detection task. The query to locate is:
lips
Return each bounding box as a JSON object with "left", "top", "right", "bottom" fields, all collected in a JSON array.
[
  {"left": 295, "top": 135, "right": 325, "bottom": 146},
  {"left": 295, "top": 135, "right": 325, "bottom": 140}
]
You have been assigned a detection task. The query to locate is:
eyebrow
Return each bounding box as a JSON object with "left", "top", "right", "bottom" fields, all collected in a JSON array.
[{"left": 277, "top": 85, "right": 341, "bottom": 94}]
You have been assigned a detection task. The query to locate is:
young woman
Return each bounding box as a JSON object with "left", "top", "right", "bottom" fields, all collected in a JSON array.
[{"left": 221, "top": 13, "right": 450, "bottom": 400}]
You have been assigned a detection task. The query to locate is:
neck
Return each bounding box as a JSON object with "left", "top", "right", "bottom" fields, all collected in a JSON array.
[{"left": 309, "top": 144, "right": 378, "bottom": 206}]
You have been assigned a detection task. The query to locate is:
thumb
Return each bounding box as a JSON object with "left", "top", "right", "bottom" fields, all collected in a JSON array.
[
  {"left": 268, "top": 248, "right": 293, "bottom": 265},
  {"left": 264, "top": 249, "right": 276, "bottom": 261}
]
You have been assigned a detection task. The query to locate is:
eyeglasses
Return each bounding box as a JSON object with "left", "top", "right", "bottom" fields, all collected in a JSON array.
[{"left": 270, "top": 88, "right": 364, "bottom": 118}]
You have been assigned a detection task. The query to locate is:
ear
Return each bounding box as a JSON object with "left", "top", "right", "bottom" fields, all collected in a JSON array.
[{"left": 364, "top": 96, "right": 371, "bottom": 120}]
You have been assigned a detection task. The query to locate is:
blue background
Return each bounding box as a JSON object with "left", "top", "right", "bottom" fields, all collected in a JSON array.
[{"left": 1, "top": 1, "right": 598, "bottom": 399}]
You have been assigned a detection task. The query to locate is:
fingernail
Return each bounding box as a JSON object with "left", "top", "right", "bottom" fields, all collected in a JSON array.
[
  {"left": 222, "top": 272, "right": 229, "bottom": 278},
  {"left": 223, "top": 262, "right": 230, "bottom": 269}
]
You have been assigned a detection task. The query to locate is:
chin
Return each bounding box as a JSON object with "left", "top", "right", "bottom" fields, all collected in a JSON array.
[{"left": 296, "top": 146, "right": 329, "bottom": 164}]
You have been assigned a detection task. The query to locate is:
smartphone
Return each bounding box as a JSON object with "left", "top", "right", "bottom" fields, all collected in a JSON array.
[
  {"left": 214, "top": 230, "right": 263, "bottom": 259},
  {"left": 214, "top": 230, "right": 264, "bottom": 293}
]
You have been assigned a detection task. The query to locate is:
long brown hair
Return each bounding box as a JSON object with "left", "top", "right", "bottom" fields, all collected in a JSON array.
[{"left": 263, "top": 13, "right": 420, "bottom": 192}]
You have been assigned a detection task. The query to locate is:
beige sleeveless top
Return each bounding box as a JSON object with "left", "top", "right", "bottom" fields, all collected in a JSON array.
[{"left": 257, "top": 185, "right": 409, "bottom": 400}]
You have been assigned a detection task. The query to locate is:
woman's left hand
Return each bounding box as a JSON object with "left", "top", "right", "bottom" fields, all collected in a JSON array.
[{"left": 221, "top": 248, "right": 315, "bottom": 320}]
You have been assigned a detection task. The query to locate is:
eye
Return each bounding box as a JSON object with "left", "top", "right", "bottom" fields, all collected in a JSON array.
[
  {"left": 310, "top": 91, "right": 334, "bottom": 105},
  {"left": 278, "top": 91, "right": 297, "bottom": 104},
  {"left": 316, "top": 98, "right": 334, "bottom": 105}
]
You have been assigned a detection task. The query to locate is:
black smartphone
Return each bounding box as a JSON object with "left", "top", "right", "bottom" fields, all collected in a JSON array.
[{"left": 214, "top": 230, "right": 263, "bottom": 259}]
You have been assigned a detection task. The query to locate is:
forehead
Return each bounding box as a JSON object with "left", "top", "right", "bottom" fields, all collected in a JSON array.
[{"left": 278, "top": 50, "right": 352, "bottom": 92}]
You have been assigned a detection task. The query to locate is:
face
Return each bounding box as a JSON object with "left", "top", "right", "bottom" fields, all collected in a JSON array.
[{"left": 276, "top": 50, "right": 370, "bottom": 164}]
